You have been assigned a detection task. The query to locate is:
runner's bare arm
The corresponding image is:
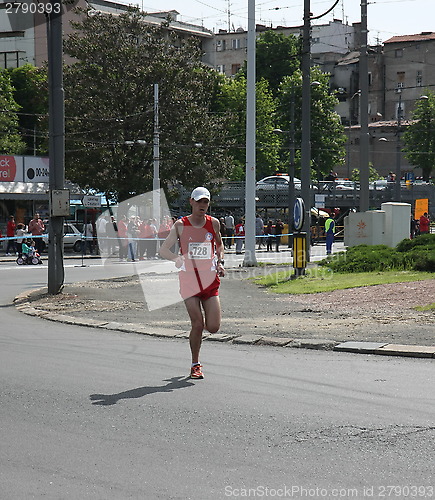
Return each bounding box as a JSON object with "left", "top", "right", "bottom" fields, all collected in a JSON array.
[
  {"left": 212, "top": 217, "right": 225, "bottom": 277},
  {"left": 159, "top": 221, "right": 184, "bottom": 267}
]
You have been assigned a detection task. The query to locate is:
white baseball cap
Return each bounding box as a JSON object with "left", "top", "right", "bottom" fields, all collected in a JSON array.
[{"left": 190, "top": 186, "right": 211, "bottom": 201}]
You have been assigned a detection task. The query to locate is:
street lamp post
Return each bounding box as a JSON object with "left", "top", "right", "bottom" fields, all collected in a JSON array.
[
  {"left": 288, "top": 94, "right": 296, "bottom": 235},
  {"left": 347, "top": 90, "right": 361, "bottom": 178},
  {"left": 395, "top": 89, "right": 403, "bottom": 201},
  {"left": 359, "top": 0, "right": 369, "bottom": 212},
  {"left": 243, "top": 0, "right": 257, "bottom": 266},
  {"left": 273, "top": 128, "right": 295, "bottom": 243},
  {"left": 123, "top": 83, "right": 160, "bottom": 223},
  {"left": 273, "top": 125, "right": 295, "bottom": 243},
  {"left": 153, "top": 83, "right": 160, "bottom": 224},
  {"left": 419, "top": 95, "right": 430, "bottom": 182}
]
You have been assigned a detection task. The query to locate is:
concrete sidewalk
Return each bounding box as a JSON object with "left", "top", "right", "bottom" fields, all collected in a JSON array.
[{"left": 11, "top": 242, "right": 435, "bottom": 360}]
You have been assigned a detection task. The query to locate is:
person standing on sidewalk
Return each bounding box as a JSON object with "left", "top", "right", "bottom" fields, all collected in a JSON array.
[
  {"left": 274, "top": 219, "right": 284, "bottom": 252},
  {"left": 224, "top": 212, "right": 235, "bottom": 249},
  {"left": 235, "top": 219, "right": 245, "bottom": 254},
  {"left": 82, "top": 220, "right": 94, "bottom": 255},
  {"left": 15, "top": 223, "right": 26, "bottom": 257},
  {"left": 255, "top": 214, "right": 264, "bottom": 249},
  {"left": 419, "top": 212, "right": 430, "bottom": 234},
  {"left": 6, "top": 215, "right": 16, "bottom": 255},
  {"left": 266, "top": 220, "right": 274, "bottom": 252},
  {"left": 325, "top": 213, "right": 336, "bottom": 255},
  {"left": 28, "top": 213, "right": 45, "bottom": 254},
  {"left": 160, "top": 187, "right": 225, "bottom": 380},
  {"left": 117, "top": 215, "right": 128, "bottom": 261}
]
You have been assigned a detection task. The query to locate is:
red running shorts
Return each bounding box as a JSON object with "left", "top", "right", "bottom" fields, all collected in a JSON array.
[{"left": 179, "top": 271, "right": 220, "bottom": 301}]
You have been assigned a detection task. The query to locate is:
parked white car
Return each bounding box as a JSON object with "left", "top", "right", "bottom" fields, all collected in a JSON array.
[
  {"left": 369, "top": 179, "right": 389, "bottom": 190},
  {"left": 334, "top": 180, "right": 356, "bottom": 191},
  {"left": 256, "top": 175, "right": 304, "bottom": 190},
  {"left": 41, "top": 222, "right": 83, "bottom": 252}
]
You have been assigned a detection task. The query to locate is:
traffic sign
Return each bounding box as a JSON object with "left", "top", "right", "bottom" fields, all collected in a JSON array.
[
  {"left": 293, "top": 197, "right": 305, "bottom": 231},
  {"left": 83, "top": 195, "right": 101, "bottom": 208}
]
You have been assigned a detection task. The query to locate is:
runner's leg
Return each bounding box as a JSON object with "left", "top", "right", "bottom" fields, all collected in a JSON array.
[
  {"left": 202, "top": 295, "right": 221, "bottom": 334},
  {"left": 184, "top": 296, "right": 204, "bottom": 364}
]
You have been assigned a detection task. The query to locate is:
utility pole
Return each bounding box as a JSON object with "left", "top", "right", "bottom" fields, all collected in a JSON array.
[
  {"left": 47, "top": 0, "right": 65, "bottom": 294},
  {"left": 227, "top": 0, "right": 231, "bottom": 31},
  {"left": 359, "top": 0, "right": 369, "bottom": 212},
  {"left": 300, "top": 0, "right": 312, "bottom": 262},
  {"left": 288, "top": 92, "right": 296, "bottom": 235},
  {"left": 243, "top": 0, "right": 257, "bottom": 266}
]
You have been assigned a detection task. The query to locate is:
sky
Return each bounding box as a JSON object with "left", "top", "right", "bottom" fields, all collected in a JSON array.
[{"left": 132, "top": 0, "right": 435, "bottom": 44}]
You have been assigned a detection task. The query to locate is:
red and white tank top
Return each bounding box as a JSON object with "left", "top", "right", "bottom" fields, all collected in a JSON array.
[{"left": 179, "top": 215, "right": 217, "bottom": 272}]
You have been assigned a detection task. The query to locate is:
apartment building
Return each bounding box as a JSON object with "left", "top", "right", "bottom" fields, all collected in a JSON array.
[
  {"left": 332, "top": 45, "right": 385, "bottom": 126},
  {"left": 205, "top": 19, "right": 361, "bottom": 78},
  {"left": 339, "top": 32, "right": 435, "bottom": 178},
  {"left": 0, "top": 0, "right": 87, "bottom": 68},
  {"left": 1, "top": 2, "right": 434, "bottom": 180},
  {"left": 0, "top": 2, "right": 213, "bottom": 68},
  {"left": 383, "top": 32, "right": 435, "bottom": 121}
]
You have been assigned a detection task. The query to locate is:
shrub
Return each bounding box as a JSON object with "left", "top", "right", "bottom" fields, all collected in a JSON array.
[
  {"left": 410, "top": 249, "right": 435, "bottom": 272},
  {"left": 396, "top": 233, "right": 435, "bottom": 252},
  {"left": 319, "top": 245, "right": 409, "bottom": 273},
  {"left": 319, "top": 235, "right": 435, "bottom": 273}
]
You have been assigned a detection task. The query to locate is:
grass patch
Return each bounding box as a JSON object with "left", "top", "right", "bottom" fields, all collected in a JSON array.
[
  {"left": 414, "top": 303, "right": 435, "bottom": 312},
  {"left": 252, "top": 267, "right": 435, "bottom": 294},
  {"left": 255, "top": 261, "right": 292, "bottom": 267}
]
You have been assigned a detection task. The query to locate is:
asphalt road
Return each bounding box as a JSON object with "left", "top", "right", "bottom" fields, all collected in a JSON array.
[{"left": 1, "top": 261, "right": 434, "bottom": 499}]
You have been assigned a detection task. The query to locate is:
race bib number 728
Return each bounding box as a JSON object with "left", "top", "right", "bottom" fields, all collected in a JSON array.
[{"left": 188, "top": 242, "right": 212, "bottom": 259}]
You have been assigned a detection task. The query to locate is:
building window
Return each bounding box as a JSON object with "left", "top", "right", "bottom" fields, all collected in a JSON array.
[
  {"left": 395, "top": 48, "right": 403, "bottom": 58},
  {"left": 216, "top": 39, "right": 225, "bottom": 52},
  {"left": 396, "top": 102, "right": 405, "bottom": 120},
  {"left": 231, "top": 38, "right": 241, "bottom": 50},
  {"left": 231, "top": 63, "right": 241, "bottom": 75},
  {"left": 216, "top": 65, "right": 226, "bottom": 74},
  {"left": 0, "top": 51, "right": 20, "bottom": 69},
  {"left": 416, "top": 70, "right": 423, "bottom": 87},
  {"left": 368, "top": 72, "right": 373, "bottom": 86},
  {"left": 396, "top": 71, "right": 405, "bottom": 89}
]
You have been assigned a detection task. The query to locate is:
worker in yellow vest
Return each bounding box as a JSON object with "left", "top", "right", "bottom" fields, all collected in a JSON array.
[{"left": 325, "top": 213, "right": 336, "bottom": 255}]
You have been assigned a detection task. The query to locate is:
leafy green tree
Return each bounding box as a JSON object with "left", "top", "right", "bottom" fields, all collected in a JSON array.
[
  {"left": 0, "top": 70, "right": 27, "bottom": 154},
  {"left": 7, "top": 64, "right": 48, "bottom": 156},
  {"left": 213, "top": 76, "right": 281, "bottom": 180},
  {"left": 278, "top": 67, "right": 346, "bottom": 180},
  {"left": 239, "top": 30, "right": 300, "bottom": 95},
  {"left": 254, "top": 30, "right": 300, "bottom": 95},
  {"left": 63, "top": 8, "right": 233, "bottom": 202},
  {"left": 351, "top": 164, "right": 382, "bottom": 182},
  {"left": 403, "top": 91, "right": 435, "bottom": 181}
]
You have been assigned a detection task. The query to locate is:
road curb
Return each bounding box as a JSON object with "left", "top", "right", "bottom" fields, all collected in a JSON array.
[
  {"left": 13, "top": 289, "right": 435, "bottom": 359},
  {"left": 334, "top": 341, "right": 435, "bottom": 359}
]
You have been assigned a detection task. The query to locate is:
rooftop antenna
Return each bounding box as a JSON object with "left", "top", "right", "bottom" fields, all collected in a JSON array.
[{"left": 227, "top": 0, "right": 231, "bottom": 31}]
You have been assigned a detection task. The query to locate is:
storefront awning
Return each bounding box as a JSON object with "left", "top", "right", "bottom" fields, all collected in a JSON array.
[{"left": 0, "top": 182, "right": 49, "bottom": 200}]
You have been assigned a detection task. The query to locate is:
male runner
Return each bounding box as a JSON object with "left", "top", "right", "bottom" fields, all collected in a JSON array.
[{"left": 159, "top": 187, "right": 225, "bottom": 379}]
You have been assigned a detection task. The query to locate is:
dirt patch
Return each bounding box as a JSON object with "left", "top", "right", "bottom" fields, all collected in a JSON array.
[{"left": 26, "top": 271, "right": 435, "bottom": 346}]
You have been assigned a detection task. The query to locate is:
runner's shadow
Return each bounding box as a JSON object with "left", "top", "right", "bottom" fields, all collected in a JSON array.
[{"left": 90, "top": 376, "right": 194, "bottom": 406}]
